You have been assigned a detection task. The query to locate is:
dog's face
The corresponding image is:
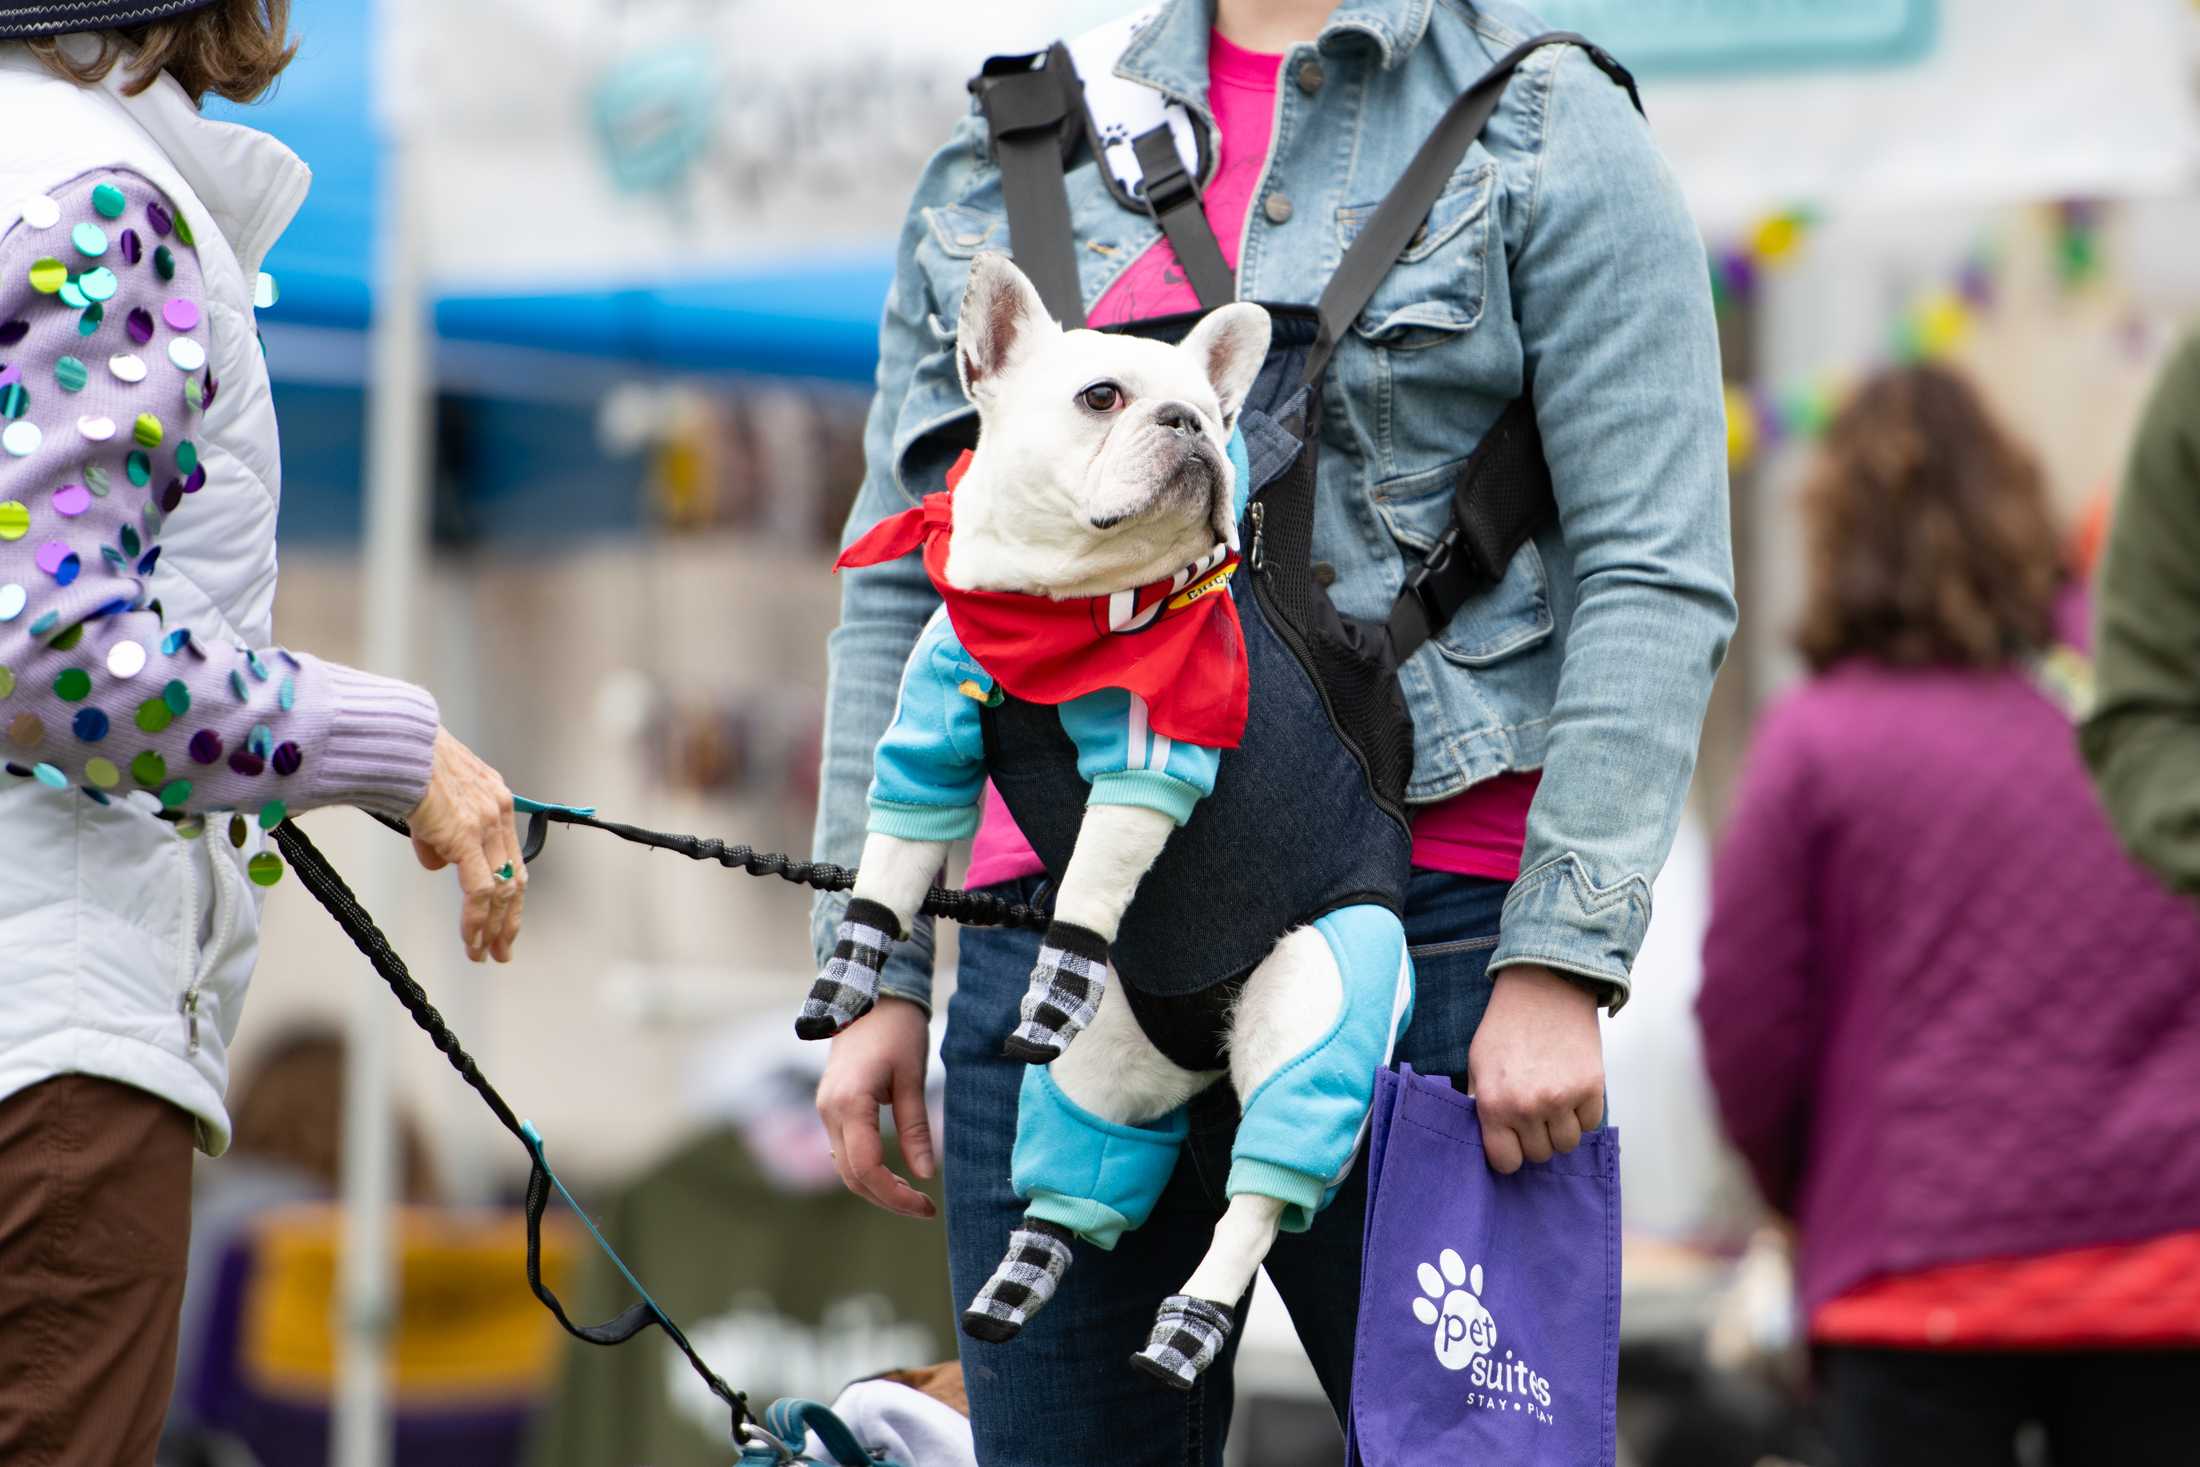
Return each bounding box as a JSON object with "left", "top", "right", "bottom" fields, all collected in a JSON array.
[{"left": 944, "top": 253, "right": 1272, "bottom": 598}]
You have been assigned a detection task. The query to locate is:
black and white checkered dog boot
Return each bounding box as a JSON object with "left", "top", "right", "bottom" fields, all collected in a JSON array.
[
  {"left": 961, "top": 1219, "right": 1076, "bottom": 1343},
  {"left": 796, "top": 897, "right": 901, "bottom": 1040},
  {"left": 1131, "top": 1294, "right": 1235, "bottom": 1390},
  {"left": 1002, "top": 920, "right": 1110, "bottom": 1063}
]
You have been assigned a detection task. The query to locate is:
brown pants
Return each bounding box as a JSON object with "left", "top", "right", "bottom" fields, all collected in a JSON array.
[{"left": 0, "top": 1075, "right": 195, "bottom": 1467}]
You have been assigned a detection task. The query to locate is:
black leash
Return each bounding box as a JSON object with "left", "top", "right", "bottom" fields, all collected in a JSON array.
[
  {"left": 275, "top": 800, "right": 1050, "bottom": 1449},
  {"left": 275, "top": 817, "right": 754, "bottom": 1439},
  {"left": 370, "top": 801, "right": 1054, "bottom": 932}
]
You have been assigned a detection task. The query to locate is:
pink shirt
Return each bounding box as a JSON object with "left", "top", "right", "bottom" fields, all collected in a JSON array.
[{"left": 965, "top": 30, "right": 1536, "bottom": 888}]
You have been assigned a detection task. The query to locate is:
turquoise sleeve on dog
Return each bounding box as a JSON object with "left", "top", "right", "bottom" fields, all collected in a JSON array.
[
  {"left": 1227, "top": 903, "right": 1416, "bottom": 1232},
  {"left": 1056, "top": 687, "right": 1220, "bottom": 825},
  {"left": 1011, "top": 1065, "right": 1190, "bottom": 1250},
  {"left": 867, "top": 609, "right": 989, "bottom": 838},
  {"left": 1227, "top": 424, "right": 1251, "bottom": 520}
]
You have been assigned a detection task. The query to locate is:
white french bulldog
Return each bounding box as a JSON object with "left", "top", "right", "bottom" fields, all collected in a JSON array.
[{"left": 810, "top": 255, "right": 1408, "bottom": 1386}]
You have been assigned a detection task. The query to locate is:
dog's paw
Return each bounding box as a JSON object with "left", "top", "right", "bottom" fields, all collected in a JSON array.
[
  {"left": 1131, "top": 1294, "right": 1235, "bottom": 1389},
  {"left": 796, "top": 897, "right": 900, "bottom": 1040},
  {"left": 1003, "top": 920, "right": 1111, "bottom": 1063},
  {"left": 961, "top": 1220, "right": 1075, "bottom": 1343}
]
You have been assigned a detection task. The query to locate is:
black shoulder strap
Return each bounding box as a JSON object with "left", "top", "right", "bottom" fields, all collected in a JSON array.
[
  {"left": 1292, "top": 31, "right": 1637, "bottom": 662},
  {"left": 1305, "top": 31, "right": 1636, "bottom": 385},
  {"left": 971, "top": 45, "right": 1089, "bottom": 327},
  {"left": 1130, "top": 124, "right": 1236, "bottom": 310}
]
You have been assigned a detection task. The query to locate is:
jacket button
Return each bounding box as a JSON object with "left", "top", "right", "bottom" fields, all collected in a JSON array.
[
  {"left": 1296, "top": 60, "right": 1325, "bottom": 95},
  {"left": 1312, "top": 560, "right": 1337, "bottom": 586},
  {"left": 1264, "top": 193, "right": 1294, "bottom": 225}
]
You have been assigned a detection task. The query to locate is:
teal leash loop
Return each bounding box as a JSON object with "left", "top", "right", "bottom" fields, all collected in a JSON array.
[{"left": 273, "top": 819, "right": 750, "bottom": 1442}]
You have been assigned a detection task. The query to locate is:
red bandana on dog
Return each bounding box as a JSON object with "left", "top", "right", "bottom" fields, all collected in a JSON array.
[{"left": 837, "top": 450, "right": 1250, "bottom": 748}]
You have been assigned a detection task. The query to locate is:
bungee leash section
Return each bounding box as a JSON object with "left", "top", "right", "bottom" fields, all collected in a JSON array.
[
  {"left": 371, "top": 794, "right": 1055, "bottom": 932},
  {"left": 279, "top": 797, "right": 1043, "bottom": 1458},
  {"left": 272, "top": 818, "right": 753, "bottom": 1443}
]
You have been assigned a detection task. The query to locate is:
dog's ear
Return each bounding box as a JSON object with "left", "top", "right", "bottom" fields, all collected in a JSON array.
[
  {"left": 1181, "top": 302, "right": 1271, "bottom": 431},
  {"left": 957, "top": 253, "right": 1058, "bottom": 405}
]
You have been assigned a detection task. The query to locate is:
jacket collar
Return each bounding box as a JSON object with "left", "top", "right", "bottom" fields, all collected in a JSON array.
[
  {"left": 0, "top": 39, "right": 315, "bottom": 279},
  {"left": 1118, "top": 0, "right": 1435, "bottom": 110}
]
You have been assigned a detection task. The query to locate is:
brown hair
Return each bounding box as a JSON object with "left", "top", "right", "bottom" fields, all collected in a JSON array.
[
  {"left": 1796, "top": 364, "right": 2064, "bottom": 673},
  {"left": 26, "top": 0, "right": 294, "bottom": 106},
  {"left": 228, "top": 1028, "right": 440, "bottom": 1204}
]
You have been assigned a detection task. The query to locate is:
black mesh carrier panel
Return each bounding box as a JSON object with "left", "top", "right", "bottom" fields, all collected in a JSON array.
[{"left": 981, "top": 310, "right": 1414, "bottom": 999}]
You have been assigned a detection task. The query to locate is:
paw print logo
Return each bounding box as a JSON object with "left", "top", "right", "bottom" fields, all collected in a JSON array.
[
  {"left": 1100, "top": 121, "right": 1131, "bottom": 150},
  {"left": 1411, "top": 1248, "right": 1497, "bottom": 1371}
]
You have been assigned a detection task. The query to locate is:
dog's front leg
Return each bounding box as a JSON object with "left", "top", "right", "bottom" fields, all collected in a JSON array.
[
  {"left": 797, "top": 832, "right": 947, "bottom": 1040},
  {"left": 1004, "top": 803, "right": 1176, "bottom": 1062}
]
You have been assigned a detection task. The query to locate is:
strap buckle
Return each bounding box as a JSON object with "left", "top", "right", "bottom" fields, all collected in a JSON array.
[
  {"left": 1132, "top": 126, "right": 1199, "bottom": 219},
  {"left": 1401, "top": 524, "right": 1463, "bottom": 626}
]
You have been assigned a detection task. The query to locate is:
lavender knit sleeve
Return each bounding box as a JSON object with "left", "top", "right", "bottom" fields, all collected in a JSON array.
[{"left": 0, "top": 169, "right": 438, "bottom": 825}]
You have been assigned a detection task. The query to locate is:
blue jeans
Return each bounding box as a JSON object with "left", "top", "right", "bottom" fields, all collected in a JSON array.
[{"left": 943, "top": 870, "right": 1507, "bottom": 1467}]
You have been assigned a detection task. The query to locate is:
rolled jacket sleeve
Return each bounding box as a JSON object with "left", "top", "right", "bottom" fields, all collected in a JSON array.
[
  {"left": 1486, "top": 50, "right": 1739, "bottom": 1007},
  {"left": 809, "top": 115, "right": 989, "bottom": 1013}
]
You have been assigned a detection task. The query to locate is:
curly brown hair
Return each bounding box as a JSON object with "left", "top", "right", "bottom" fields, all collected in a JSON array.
[
  {"left": 1796, "top": 364, "right": 2064, "bottom": 672},
  {"left": 26, "top": 0, "right": 294, "bottom": 106}
]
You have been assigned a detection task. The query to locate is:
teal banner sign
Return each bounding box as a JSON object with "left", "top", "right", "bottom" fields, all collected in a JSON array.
[{"left": 1534, "top": 0, "right": 1938, "bottom": 77}]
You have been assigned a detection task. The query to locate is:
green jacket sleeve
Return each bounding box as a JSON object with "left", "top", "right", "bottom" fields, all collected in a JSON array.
[{"left": 2081, "top": 331, "right": 2200, "bottom": 894}]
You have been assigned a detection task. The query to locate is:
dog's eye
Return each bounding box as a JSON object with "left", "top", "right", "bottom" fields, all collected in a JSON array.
[{"left": 1078, "top": 382, "right": 1123, "bottom": 413}]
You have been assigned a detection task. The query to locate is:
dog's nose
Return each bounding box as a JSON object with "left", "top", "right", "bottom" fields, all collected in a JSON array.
[{"left": 1151, "top": 401, "right": 1200, "bottom": 435}]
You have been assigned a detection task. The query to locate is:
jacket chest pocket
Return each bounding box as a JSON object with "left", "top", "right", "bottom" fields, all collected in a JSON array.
[
  {"left": 1334, "top": 161, "right": 1502, "bottom": 475},
  {"left": 1370, "top": 451, "right": 1553, "bottom": 667}
]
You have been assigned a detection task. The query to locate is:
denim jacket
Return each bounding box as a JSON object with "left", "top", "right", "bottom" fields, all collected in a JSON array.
[{"left": 811, "top": 0, "right": 1736, "bottom": 1010}]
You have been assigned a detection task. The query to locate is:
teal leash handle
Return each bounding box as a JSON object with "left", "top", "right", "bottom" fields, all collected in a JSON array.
[{"left": 273, "top": 818, "right": 749, "bottom": 1442}]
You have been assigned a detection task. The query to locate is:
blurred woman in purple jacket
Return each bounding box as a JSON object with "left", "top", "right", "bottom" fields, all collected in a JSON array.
[{"left": 1698, "top": 365, "right": 2200, "bottom": 1467}]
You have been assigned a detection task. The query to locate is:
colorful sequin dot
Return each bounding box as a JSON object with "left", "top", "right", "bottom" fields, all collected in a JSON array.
[
  {"left": 19, "top": 196, "right": 59, "bottom": 230},
  {"left": 163, "top": 299, "right": 200, "bottom": 332},
  {"left": 71, "top": 222, "right": 107, "bottom": 258},
  {"left": 0, "top": 502, "right": 25, "bottom": 541},
  {"left": 131, "top": 751, "right": 165, "bottom": 784},
  {"left": 72, "top": 707, "right": 108, "bottom": 742},
  {"left": 0, "top": 667, "right": 11, "bottom": 698},
  {"left": 54, "top": 356, "right": 86, "bottom": 393},
  {"left": 246, "top": 852, "right": 284, "bottom": 887},
  {"left": 27, "top": 258, "right": 64, "bottom": 294},
  {"left": 3, "top": 421, "right": 41, "bottom": 457},
  {"left": 52, "top": 484, "right": 89, "bottom": 517},
  {"left": 109, "top": 354, "right": 147, "bottom": 384},
  {"left": 132, "top": 414, "right": 162, "bottom": 450},
  {"left": 52, "top": 668, "right": 89, "bottom": 701},
  {"left": 168, "top": 338, "right": 206, "bottom": 373},
  {"left": 79, "top": 268, "right": 116, "bottom": 304},
  {"left": 91, "top": 183, "right": 125, "bottom": 220},
  {"left": 84, "top": 757, "right": 118, "bottom": 789},
  {"left": 0, "top": 585, "right": 22, "bottom": 622},
  {"left": 78, "top": 416, "right": 115, "bottom": 443},
  {"left": 106, "top": 641, "right": 145, "bottom": 678}
]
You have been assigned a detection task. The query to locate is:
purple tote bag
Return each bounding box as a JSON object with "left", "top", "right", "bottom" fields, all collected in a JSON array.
[{"left": 1347, "top": 1064, "right": 1621, "bottom": 1467}]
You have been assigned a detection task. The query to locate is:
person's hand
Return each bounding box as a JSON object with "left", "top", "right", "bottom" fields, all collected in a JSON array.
[
  {"left": 406, "top": 726, "right": 524, "bottom": 964},
  {"left": 816, "top": 995, "right": 937, "bottom": 1219},
  {"left": 1467, "top": 963, "right": 1605, "bottom": 1174}
]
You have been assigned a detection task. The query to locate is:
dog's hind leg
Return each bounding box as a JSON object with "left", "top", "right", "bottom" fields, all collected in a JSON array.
[
  {"left": 798, "top": 832, "right": 947, "bottom": 1039},
  {"left": 1004, "top": 803, "right": 1176, "bottom": 1063},
  {"left": 1132, "top": 907, "right": 1413, "bottom": 1388},
  {"left": 964, "top": 975, "right": 1217, "bottom": 1343}
]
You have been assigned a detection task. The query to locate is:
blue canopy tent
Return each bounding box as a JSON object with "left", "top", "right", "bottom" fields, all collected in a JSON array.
[
  {"left": 204, "top": 4, "right": 893, "bottom": 546},
  {"left": 207, "top": 2, "right": 894, "bottom": 383}
]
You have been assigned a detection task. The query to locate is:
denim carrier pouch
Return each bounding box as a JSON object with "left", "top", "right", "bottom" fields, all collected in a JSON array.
[{"left": 982, "top": 306, "right": 1417, "bottom": 1002}]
